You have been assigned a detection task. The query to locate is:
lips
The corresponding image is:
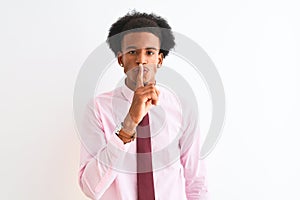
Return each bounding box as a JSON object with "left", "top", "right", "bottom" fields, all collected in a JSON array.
[{"left": 133, "top": 66, "right": 150, "bottom": 73}]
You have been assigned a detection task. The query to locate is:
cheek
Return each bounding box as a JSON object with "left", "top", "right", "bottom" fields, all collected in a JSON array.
[
  {"left": 123, "top": 63, "right": 137, "bottom": 74},
  {"left": 122, "top": 57, "right": 133, "bottom": 68},
  {"left": 122, "top": 56, "right": 136, "bottom": 66},
  {"left": 123, "top": 66, "right": 131, "bottom": 73},
  {"left": 154, "top": 66, "right": 158, "bottom": 74}
]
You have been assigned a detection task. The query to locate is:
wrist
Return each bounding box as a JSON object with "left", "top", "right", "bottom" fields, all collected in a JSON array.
[
  {"left": 123, "top": 113, "right": 138, "bottom": 132},
  {"left": 114, "top": 122, "right": 136, "bottom": 144},
  {"left": 119, "top": 128, "right": 136, "bottom": 144}
]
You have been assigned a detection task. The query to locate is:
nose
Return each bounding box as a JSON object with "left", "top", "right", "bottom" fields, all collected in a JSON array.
[{"left": 135, "top": 50, "right": 147, "bottom": 65}]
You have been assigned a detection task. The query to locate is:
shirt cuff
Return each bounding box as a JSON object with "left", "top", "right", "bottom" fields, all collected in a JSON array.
[{"left": 110, "top": 132, "right": 132, "bottom": 152}]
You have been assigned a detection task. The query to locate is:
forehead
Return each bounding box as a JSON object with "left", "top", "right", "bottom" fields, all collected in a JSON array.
[{"left": 121, "top": 32, "right": 160, "bottom": 50}]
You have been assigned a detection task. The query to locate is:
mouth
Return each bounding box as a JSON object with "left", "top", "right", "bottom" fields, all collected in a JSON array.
[{"left": 133, "top": 66, "right": 150, "bottom": 73}]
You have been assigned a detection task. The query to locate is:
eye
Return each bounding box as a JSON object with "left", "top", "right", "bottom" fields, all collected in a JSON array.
[
  {"left": 146, "top": 50, "right": 155, "bottom": 55},
  {"left": 128, "top": 50, "right": 136, "bottom": 55}
]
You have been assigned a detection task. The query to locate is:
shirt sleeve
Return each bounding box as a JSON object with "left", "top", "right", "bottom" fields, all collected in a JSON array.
[
  {"left": 78, "top": 99, "right": 131, "bottom": 199},
  {"left": 179, "top": 105, "right": 209, "bottom": 200}
]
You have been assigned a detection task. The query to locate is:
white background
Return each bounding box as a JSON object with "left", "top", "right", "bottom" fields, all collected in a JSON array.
[{"left": 1, "top": 0, "right": 300, "bottom": 199}]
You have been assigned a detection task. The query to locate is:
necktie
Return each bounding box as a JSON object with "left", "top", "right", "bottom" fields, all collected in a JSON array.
[{"left": 137, "top": 113, "right": 155, "bottom": 200}]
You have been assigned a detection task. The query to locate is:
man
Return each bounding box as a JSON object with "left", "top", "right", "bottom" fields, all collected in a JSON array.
[{"left": 78, "top": 11, "right": 208, "bottom": 200}]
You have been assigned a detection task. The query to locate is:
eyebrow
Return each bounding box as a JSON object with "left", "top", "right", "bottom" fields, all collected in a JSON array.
[{"left": 125, "top": 46, "right": 159, "bottom": 51}]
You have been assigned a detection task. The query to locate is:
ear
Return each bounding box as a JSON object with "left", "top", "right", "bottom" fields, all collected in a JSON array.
[
  {"left": 117, "top": 51, "right": 123, "bottom": 67},
  {"left": 158, "top": 52, "right": 164, "bottom": 65}
]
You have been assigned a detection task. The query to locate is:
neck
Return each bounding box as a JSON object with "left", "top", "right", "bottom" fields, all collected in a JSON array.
[{"left": 125, "top": 78, "right": 136, "bottom": 91}]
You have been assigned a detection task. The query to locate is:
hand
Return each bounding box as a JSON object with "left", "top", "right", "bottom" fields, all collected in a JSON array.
[{"left": 124, "top": 64, "right": 160, "bottom": 127}]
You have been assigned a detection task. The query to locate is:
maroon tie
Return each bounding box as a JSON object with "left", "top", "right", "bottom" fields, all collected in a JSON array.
[{"left": 137, "top": 113, "right": 155, "bottom": 200}]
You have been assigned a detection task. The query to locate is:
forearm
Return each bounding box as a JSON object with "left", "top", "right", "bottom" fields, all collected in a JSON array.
[
  {"left": 180, "top": 108, "right": 209, "bottom": 199},
  {"left": 79, "top": 134, "right": 129, "bottom": 199},
  {"left": 184, "top": 159, "right": 208, "bottom": 200}
]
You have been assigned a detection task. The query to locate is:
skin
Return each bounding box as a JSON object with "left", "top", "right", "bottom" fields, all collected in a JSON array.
[{"left": 117, "top": 32, "right": 164, "bottom": 139}]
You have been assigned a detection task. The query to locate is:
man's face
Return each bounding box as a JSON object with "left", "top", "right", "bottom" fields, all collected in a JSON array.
[{"left": 118, "top": 32, "right": 163, "bottom": 86}]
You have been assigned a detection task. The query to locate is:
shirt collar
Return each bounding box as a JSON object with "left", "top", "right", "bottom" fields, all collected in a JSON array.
[{"left": 121, "top": 82, "right": 134, "bottom": 104}]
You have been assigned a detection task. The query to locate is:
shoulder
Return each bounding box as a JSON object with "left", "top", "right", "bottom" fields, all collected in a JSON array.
[
  {"left": 157, "top": 83, "right": 199, "bottom": 124},
  {"left": 157, "top": 84, "right": 181, "bottom": 105},
  {"left": 85, "top": 86, "right": 123, "bottom": 115},
  {"left": 93, "top": 86, "right": 123, "bottom": 105},
  {"left": 157, "top": 83, "right": 195, "bottom": 111},
  {"left": 95, "top": 86, "right": 122, "bottom": 100}
]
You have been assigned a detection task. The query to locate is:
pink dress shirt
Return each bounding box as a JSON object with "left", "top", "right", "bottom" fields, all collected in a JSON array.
[{"left": 78, "top": 83, "right": 208, "bottom": 200}]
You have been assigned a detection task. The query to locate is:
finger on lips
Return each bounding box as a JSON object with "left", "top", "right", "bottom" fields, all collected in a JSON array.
[
  {"left": 135, "top": 64, "right": 160, "bottom": 105},
  {"left": 135, "top": 64, "right": 144, "bottom": 89}
]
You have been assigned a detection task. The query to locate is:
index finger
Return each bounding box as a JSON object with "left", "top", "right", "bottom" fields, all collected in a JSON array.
[{"left": 135, "top": 64, "right": 144, "bottom": 89}]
